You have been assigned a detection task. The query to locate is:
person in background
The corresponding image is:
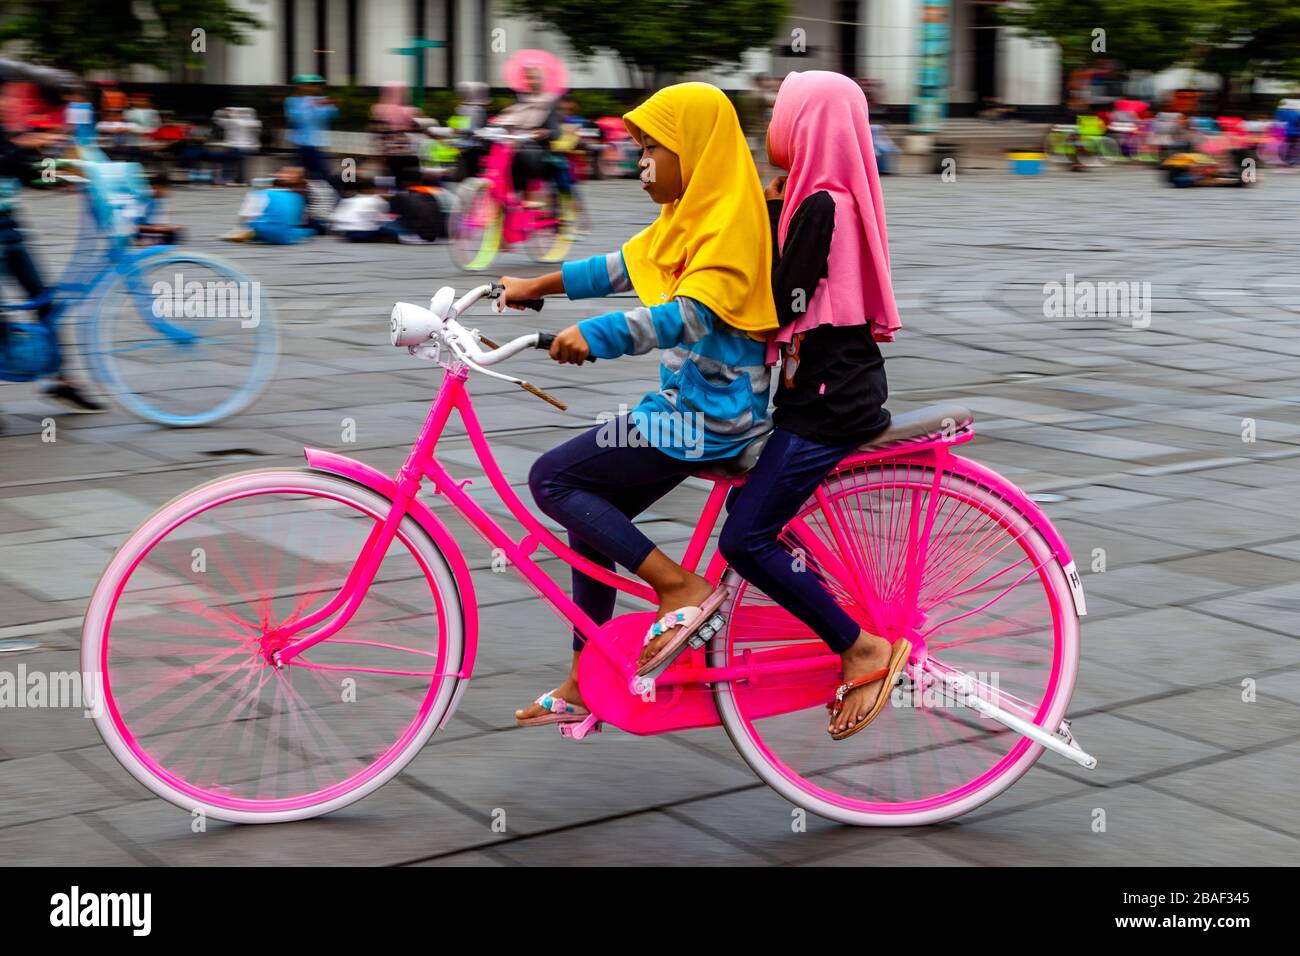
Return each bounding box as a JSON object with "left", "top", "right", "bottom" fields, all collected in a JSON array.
[
  {"left": 63, "top": 86, "right": 96, "bottom": 149},
  {"left": 212, "top": 106, "right": 260, "bottom": 186},
  {"left": 0, "top": 58, "right": 104, "bottom": 416},
  {"left": 493, "top": 65, "right": 565, "bottom": 205},
  {"left": 386, "top": 165, "right": 446, "bottom": 243},
  {"left": 134, "top": 176, "right": 182, "bottom": 245},
  {"left": 124, "top": 93, "right": 159, "bottom": 144},
  {"left": 452, "top": 80, "right": 490, "bottom": 180},
  {"left": 224, "top": 166, "right": 313, "bottom": 244},
  {"left": 328, "top": 176, "right": 392, "bottom": 241},
  {"left": 872, "top": 122, "right": 899, "bottom": 174},
  {"left": 285, "top": 75, "right": 336, "bottom": 183},
  {"left": 371, "top": 82, "right": 422, "bottom": 181},
  {"left": 1274, "top": 98, "right": 1300, "bottom": 166}
]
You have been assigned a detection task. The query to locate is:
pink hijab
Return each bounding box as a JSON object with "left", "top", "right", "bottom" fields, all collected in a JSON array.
[
  {"left": 767, "top": 71, "right": 901, "bottom": 351},
  {"left": 373, "top": 82, "right": 417, "bottom": 127}
]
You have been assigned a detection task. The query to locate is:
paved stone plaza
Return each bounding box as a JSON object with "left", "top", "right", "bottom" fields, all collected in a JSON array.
[{"left": 2, "top": 167, "right": 1298, "bottom": 865}]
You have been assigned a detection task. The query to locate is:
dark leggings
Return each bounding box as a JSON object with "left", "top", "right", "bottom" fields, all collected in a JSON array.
[
  {"left": 529, "top": 418, "right": 701, "bottom": 651},
  {"left": 719, "top": 428, "right": 860, "bottom": 654},
  {"left": 0, "top": 214, "right": 61, "bottom": 373}
]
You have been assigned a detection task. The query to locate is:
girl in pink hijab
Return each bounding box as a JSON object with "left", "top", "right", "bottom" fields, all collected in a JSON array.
[
  {"left": 718, "top": 70, "right": 905, "bottom": 742},
  {"left": 371, "top": 81, "right": 420, "bottom": 179}
]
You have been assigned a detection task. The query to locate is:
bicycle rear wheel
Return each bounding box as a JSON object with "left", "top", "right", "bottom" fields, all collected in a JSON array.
[
  {"left": 81, "top": 469, "right": 467, "bottom": 823},
  {"left": 448, "top": 178, "right": 502, "bottom": 272},
  {"left": 712, "top": 458, "right": 1079, "bottom": 826},
  {"left": 87, "top": 251, "right": 279, "bottom": 426}
]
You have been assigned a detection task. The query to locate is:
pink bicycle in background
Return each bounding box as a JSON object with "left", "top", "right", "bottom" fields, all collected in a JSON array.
[
  {"left": 82, "top": 283, "right": 1098, "bottom": 826},
  {"left": 448, "top": 126, "right": 576, "bottom": 272}
]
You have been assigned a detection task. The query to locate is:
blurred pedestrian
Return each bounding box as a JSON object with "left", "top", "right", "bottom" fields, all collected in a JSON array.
[
  {"left": 0, "top": 58, "right": 103, "bottom": 415},
  {"left": 494, "top": 65, "right": 566, "bottom": 205},
  {"left": 285, "top": 75, "right": 336, "bottom": 183},
  {"left": 370, "top": 81, "right": 422, "bottom": 180},
  {"left": 452, "top": 80, "right": 490, "bottom": 180},
  {"left": 212, "top": 106, "right": 260, "bottom": 185}
]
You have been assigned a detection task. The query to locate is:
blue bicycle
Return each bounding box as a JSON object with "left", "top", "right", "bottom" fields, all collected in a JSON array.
[{"left": 0, "top": 151, "right": 277, "bottom": 426}]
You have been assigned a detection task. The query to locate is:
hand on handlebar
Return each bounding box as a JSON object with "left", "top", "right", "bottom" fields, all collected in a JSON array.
[
  {"left": 549, "top": 325, "right": 591, "bottom": 365},
  {"left": 497, "top": 276, "right": 546, "bottom": 311}
]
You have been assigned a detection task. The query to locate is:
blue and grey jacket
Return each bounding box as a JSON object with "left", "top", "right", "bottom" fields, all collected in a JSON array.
[{"left": 563, "top": 251, "right": 771, "bottom": 461}]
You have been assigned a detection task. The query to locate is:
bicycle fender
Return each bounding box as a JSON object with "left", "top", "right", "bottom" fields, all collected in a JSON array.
[{"left": 302, "top": 448, "right": 482, "bottom": 698}]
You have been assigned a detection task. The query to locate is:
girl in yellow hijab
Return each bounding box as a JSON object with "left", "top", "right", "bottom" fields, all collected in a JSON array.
[{"left": 501, "top": 82, "right": 778, "bottom": 726}]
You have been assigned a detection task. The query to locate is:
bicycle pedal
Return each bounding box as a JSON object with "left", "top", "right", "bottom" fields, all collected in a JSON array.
[
  {"left": 559, "top": 714, "right": 602, "bottom": 740},
  {"left": 688, "top": 613, "right": 726, "bottom": 649}
]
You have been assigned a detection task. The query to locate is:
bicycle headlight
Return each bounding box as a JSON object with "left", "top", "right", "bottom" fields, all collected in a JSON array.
[{"left": 390, "top": 302, "right": 443, "bottom": 347}]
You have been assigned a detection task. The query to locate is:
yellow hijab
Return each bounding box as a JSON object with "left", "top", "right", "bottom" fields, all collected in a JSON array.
[{"left": 621, "top": 83, "right": 777, "bottom": 333}]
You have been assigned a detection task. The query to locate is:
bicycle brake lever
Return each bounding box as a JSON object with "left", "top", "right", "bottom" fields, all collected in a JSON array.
[{"left": 491, "top": 293, "right": 544, "bottom": 314}]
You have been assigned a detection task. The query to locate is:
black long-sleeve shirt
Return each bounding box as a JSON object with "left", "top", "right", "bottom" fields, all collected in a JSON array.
[{"left": 768, "top": 193, "right": 891, "bottom": 446}]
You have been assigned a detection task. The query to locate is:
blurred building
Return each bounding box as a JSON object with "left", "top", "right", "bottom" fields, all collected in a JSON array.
[{"left": 120, "top": 0, "right": 1061, "bottom": 112}]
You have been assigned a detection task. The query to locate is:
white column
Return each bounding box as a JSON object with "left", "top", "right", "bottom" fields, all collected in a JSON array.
[
  {"left": 865, "top": 0, "right": 916, "bottom": 107},
  {"left": 218, "top": 0, "right": 281, "bottom": 86},
  {"left": 998, "top": 27, "right": 1059, "bottom": 105}
]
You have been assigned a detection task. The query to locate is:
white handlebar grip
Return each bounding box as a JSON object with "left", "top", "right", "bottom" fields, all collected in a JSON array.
[{"left": 390, "top": 302, "right": 444, "bottom": 347}]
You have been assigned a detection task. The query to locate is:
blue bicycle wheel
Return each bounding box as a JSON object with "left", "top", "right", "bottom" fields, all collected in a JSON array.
[{"left": 85, "top": 250, "right": 279, "bottom": 426}]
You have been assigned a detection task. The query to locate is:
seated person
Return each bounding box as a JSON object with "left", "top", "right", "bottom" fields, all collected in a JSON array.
[
  {"left": 328, "top": 176, "right": 393, "bottom": 241},
  {"left": 386, "top": 165, "right": 446, "bottom": 243},
  {"left": 224, "top": 167, "right": 313, "bottom": 244}
]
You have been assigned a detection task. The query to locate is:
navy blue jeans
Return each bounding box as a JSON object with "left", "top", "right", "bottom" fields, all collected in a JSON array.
[
  {"left": 529, "top": 418, "right": 700, "bottom": 650},
  {"left": 719, "top": 428, "right": 860, "bottom": 654}
]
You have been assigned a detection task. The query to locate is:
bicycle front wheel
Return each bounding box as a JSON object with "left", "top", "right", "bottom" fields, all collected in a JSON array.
[
  {"left": 87, "top": 251, "right": 279, "bottom": 426},
  {"left": 448, "top": 178, "right": 502, "bottom": 272},
  {"left": 524, "top": 192, "right": 578, "bottom": 264},
  {"left": 81, "top": 469, "right": 468, "bottom": 823},
  {"left": 712, "top": 459, "right": 1079, "bottom": 826}
]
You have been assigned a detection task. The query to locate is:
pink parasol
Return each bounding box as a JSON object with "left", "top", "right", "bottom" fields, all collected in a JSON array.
[{"left": 503, "top": 49, "right": 569, "bottom": 95}]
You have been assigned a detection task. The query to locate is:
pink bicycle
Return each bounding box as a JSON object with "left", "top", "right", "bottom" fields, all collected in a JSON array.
[
  {"left": 82, "top": 283, "right": 1098, "bottom": 826},
  {"left": 448, "top": 127, "right": 576, "bottom": 272}
]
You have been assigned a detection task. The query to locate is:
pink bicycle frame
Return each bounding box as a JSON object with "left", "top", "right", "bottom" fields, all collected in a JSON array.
[
  {"left": 266, "top": 364, "right": 1016, "bottom": 701},
  {"left": 477, "top": 137, "right": 560, "bottom": 245}
]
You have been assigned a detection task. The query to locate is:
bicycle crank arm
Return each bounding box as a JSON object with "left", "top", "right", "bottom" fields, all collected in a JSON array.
[{"left": 920, "top": 662, "right": 1098, "bottom": 770}]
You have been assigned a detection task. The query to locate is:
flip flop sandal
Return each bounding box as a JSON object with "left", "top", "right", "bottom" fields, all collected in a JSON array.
[
  {"left": 827, "top": 638, "right": 912, "bottom": 741},
  {"left": 515, "top": 690, "right": 590, "bottom": 727},
  {"left": 635, "top": 587, "right": 729, "bottom": 678}
]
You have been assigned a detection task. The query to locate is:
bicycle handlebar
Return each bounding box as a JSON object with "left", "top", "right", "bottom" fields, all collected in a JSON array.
[
  {"left": 390, "top": 282, "right": 588, "bottom": 410},
  {"left": 535, "top": 332, "right": 596, "bottom": 363}
]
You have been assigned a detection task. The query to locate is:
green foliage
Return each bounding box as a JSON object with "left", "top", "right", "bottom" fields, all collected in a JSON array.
[
  {"left": 0, "top": 0, "right": 263, "bottom": 74},
  {"left": 999, "top": 0, "right": 1300, "bottom": 86},
  {"left": 503, "top": 0, "right": 790, "bottom": 87}
]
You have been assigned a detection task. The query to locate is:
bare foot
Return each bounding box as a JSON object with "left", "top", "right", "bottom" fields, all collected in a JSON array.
[
  {"left": 636, "top": 573, "right": 716, "bottom": 670},
  {"left": 514, "top": 675, "right": 586, "bottom": 723},
  {"left": 829, "top": 631, "right": 893, "bottom": 736}
]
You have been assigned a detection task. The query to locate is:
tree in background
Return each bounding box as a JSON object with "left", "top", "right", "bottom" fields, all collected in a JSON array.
[
  {"left": 0, "top": 0, "right": 262, "bottom": 77},
  {"left": 1196, "top": 0, "right": 1300, "bottom": 110},
  {"left": 504, "top": 0, "right": 790, "bottom": 90},
  {"left": 999, "top": 0, "right": 1300, "bottom": 109}
]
